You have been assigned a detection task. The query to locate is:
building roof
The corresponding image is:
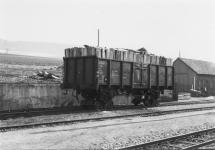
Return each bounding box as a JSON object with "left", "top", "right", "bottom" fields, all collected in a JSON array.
[{"left": 177, "top": 57, "right": 215, "bottom": 75}]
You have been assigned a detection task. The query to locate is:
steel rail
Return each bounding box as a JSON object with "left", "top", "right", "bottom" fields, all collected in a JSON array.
[
  {"left": 1, "top": 106, "right": 215, "bottom": 132},
  {"left": 182, "top": 139, "right": 215, "bottom": 150},
  {"left": 118, "top": 128, "right": 215, "bottom": 150},
  {"left": 1, "top": 100, "right": 215, "bottom": 120}
]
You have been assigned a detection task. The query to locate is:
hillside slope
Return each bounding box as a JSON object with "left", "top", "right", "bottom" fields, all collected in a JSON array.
[{"left": 0, "top": 39, "right": 81, "bottom": 58}]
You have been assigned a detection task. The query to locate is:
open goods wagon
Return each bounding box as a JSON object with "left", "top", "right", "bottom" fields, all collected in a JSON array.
[{"left": 62, "top": 54, "right": 174, "bottom": 109}]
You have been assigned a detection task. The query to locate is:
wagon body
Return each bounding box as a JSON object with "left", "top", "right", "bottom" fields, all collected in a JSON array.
[{"left": 62, "top": 56, "right": 174, "bottom": 91}]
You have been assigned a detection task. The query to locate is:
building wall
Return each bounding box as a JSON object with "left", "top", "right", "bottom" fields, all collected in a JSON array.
[
  {"left": 173, "top": 59, "right": 197, "bottom": 93},
  {"left": 196, "top": 75, "right": 215, "bottom": 95}
]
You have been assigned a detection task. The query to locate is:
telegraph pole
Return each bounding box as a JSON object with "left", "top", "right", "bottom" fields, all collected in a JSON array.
[{"left": 98, "top": 29, "right": 99, "bottom": 47}]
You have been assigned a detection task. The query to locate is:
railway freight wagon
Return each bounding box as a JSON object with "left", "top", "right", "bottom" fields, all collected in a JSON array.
[{"left": 62, "top": 46, "right": 174, "bottom": 109}]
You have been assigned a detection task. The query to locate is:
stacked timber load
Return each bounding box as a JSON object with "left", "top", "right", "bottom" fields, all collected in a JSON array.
[{"left": 64, "top": 45, "right": 173, "bottom": 66}]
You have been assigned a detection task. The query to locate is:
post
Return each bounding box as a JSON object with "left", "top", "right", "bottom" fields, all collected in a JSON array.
[
  {"left": 194, "top": 76, "right": 195, "bottom": 90},
  {"left": 98, "top": 29, "right": 99, "bottom": 47}
]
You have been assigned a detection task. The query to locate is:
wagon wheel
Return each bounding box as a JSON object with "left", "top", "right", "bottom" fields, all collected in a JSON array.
[
  {"left": 105, "top": 101, "right": 114, "bottom": 109},
  {"left": 144, "top": 94, "right": 153, "bottom": 107},
  {"left": 94, "top": 101, "right": 103, "bottom": 110},
  {"left": 102, "top": 90, "right": 114, "bottom": 102},
  {"left": 150, "top": 89, "right": 160, "bottom": 107}
]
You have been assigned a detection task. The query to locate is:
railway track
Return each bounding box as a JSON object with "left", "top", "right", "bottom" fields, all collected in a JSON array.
[
  {"left": 1, "top": 99, "right": 215, "bottom": 120},
  {"left": 1, "top": 106, "right": 215, "bottom": 132},
  {"left": 118, "top": 127, "right": 215, "bottom": 150}
]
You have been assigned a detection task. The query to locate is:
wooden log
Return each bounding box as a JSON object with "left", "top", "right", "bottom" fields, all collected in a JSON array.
[
  {"left": 67, "top": 48, "right": 71, "bottom": 57},
  {"left": 115, "top": 50, "right": 118, "bottom": 60},
  {"left": 120, "top": 51, "right": 124, "bottom": 60},
  {"left": 127, "top": 51, "right": 130, "bottom": 61},
  {"left": 86, "top": 46, "right": 92, "bottom": 56},
  {"left": 68, "top": 48, "right": 71, "bottom": 57},
  {"left": 166, "top": 58, "right": 173, "bottom": 66},
  {"left": 117, "top": 50, "right": 121, "bottom": 60},
  {"left": 136, "top": 53, "right": 141, "bottom": 63},
  {"left": 96, "top": 47, "right": 101, "bottom": 58},
  {"left": 73, "top": 47, "right": 77, "bottom": 57},
  {"left": 170, "top": 58, "right": 173, "bottom": 66},
  {"left": 102, "top": 48, "right": 106, "bottom": 58},
  {"left": 82, "top": 48, "right": 87, "bottom": 56},
  {"left": 140, "top": 54, "right": 144, "bottom": 63},
  {"left": 143, "top": 54, "right": 150, "bottom": 64},
  {"left": 76, "top": 47, "right": 81, "bottom": 57},
  {"left": 133, "top": 53, "right": 137, "bottom": 62},
  {"left": 106, "top": 48, "right": 110, "bottom": 59},
  {"left": 114, "top": 49, "right": 118, "bottom": 60},
  {"left": 65, "top": 48, "right": 69, "bottom": 57},
  {"left": 150, "top": 55, "right": 156, "bottom": 64},
  {"left": 110, "top": 48, "right": 115, "bottom": 59},
  {"left": 123, "top": 51, "right": 127, "bottom": 61},
  {"left": 166, "top": 58, "right": 171, "bottom": 66},
  {"left": 156, "top": 56, "right": 160, "bottom": 65},
  {"left": 159, "top": 56, "right": 162, "bottom": 65}
]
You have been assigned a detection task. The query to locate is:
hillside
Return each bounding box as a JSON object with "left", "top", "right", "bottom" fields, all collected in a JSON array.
[
  {"left": 0, "top": 53, "right": 62, "bottom": 66},
  {"left": 0, "top": 39, "right": 81, "bottom": 58}
]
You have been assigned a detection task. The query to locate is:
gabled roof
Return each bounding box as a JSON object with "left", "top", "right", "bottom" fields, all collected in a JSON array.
[{"left": 177, "top": 57, "right": 215, "bottom": 75}]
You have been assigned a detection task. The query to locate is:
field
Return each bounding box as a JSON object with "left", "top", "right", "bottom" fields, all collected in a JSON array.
[
  {"left": 0, "top": 53, "right": 62, "bottom": 66},
  {"left": 0, "top": 53, "right": 63, "bottom": 83}
]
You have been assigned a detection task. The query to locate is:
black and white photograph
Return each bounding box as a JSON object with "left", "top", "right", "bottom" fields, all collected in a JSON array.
[{"left": 0, "top": 0, "right": 215, "bottom": 149}]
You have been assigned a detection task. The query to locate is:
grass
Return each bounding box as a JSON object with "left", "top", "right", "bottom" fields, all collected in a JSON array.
[{"left": 0, "top": 53, "right": 63, "bottom": 66}]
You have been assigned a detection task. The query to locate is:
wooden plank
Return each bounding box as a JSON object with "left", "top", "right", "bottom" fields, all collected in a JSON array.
[
  {"left": 82, "top": 48, "right": 87, "bottom": 56},
  {"left": 120, "top": 51, "right": 124, "bottom": 60},
  {"left": 143, "top": 54, "right": 151, "bottom": 64},
  {"left": 65, "top": 48, "right": 69, "bottom": 57},
  {"left": 73, "top": 47, "right": 77, "bottom": 57},
  {"left": 117, "top": 50, "right": 121, "bottom": 60},
  {"left": 106, "top": 48, "right": 110, "bottom": 59},
  {"left": 167, "top": 58, "right": 173, "bottom": 66},
  {"left": 70, "top": 48, "right": 73, "bottom": 57},
  {"left": 76, "top": 47, "right": 81, "bottom": 57},
  {"left": 123, "top": 51, "right": 127, "bottom": 61},
  {"left": 133, "top": 53, "right": 137, "bottom": 62},
  {"left": 156, "top": 56, "right": 160, "bottom": 65},
  {"left": 102, "top": 48, "right": 106, "bottom": 58},
  {"left": 96, "top": 48, "right": 101, "bottom": 58},
  {"left": 110, "top": 48, "right": 115, "bottom": 59},
  {"left": 140, "top": 54, "right": 144, "bottom": 63}
]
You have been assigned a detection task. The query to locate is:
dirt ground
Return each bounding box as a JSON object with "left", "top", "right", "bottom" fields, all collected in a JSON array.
[
  {"left": 0, "top": 63, "right": 62, "bottom": 83},
  {"left": 1, "top": 109, "right": 215, "bottom": 149}
]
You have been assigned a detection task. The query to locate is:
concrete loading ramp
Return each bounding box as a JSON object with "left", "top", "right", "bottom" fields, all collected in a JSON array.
[
  {"left": 0, "top": 84, "right": 134, "bottom": 111},
  {"left": 0, "top": 84, "right": 77, "bottom": 111},
  {"left": 0, "top": 84, "right": 173, "bottom": 111}
]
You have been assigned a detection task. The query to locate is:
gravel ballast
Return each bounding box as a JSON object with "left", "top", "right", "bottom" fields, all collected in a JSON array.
[
  {"left": 1, "top": 99, "right": 215, "bottom": 127},
  {"left": 1, "top": 109, "right": 215, "bottom": 149}
]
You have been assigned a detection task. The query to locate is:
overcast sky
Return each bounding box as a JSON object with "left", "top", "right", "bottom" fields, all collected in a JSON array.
[{"left": 0, "top": 0, "right": 215, "bottom": 63}]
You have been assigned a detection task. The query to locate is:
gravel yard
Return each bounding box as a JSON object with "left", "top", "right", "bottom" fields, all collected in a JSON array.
[{"left": 1, "top": 109, "right": 215, "bottom": 149}]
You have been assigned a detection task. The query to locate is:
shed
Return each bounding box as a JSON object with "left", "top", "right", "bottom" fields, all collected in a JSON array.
[{"left": 173, "top": 57, "right": 215, "bottom": 96}]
